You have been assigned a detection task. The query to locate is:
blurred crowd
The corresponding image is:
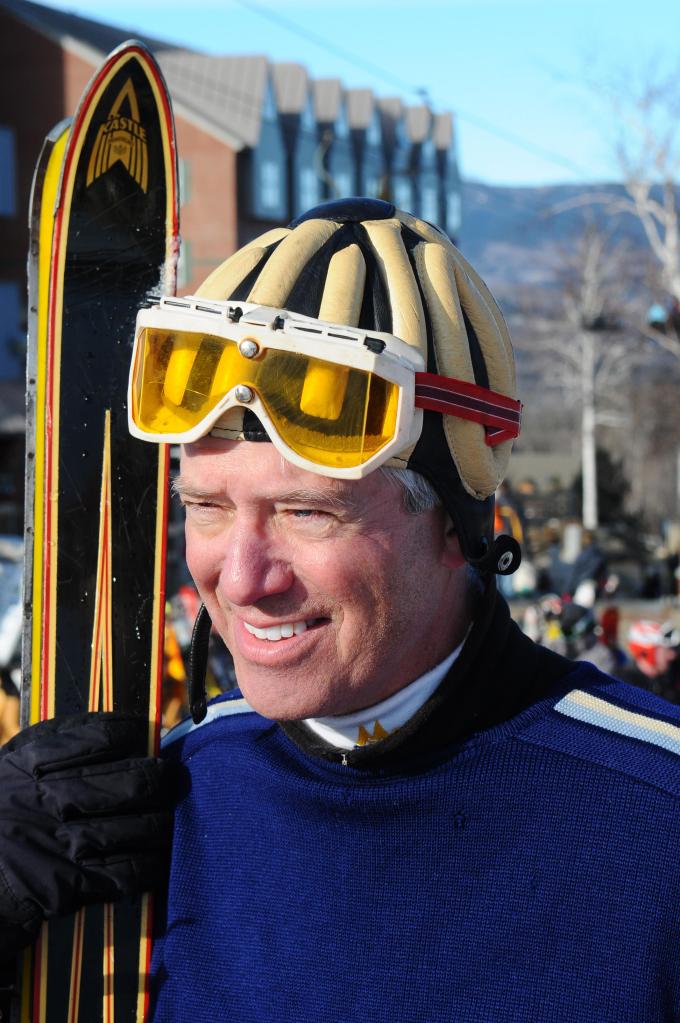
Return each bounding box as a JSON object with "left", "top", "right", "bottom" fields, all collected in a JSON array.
[{"left": 522, "top": 597, "right": 680, "bottom": 703}]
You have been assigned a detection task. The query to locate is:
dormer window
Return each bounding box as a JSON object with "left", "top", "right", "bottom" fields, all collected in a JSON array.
[
  {"left": 316, "top": 88, "right": 354, "bottom": 200},
  {"left": 262, "top": 83, "right": 277, "bottom": 122},
  {"left": 300, "top": 93, "right": 315, "bottom": 133},
  {"left": 394, "top": 177, "right": 413, "bottom": 210},
  {"left": 260, "top": 160, "right": 282, "bottom": 210},
  {"left": 366, "top": 111, "right": 381, "bottom": 148},
  {"left": 418, "top": 130, "right": 439, "bottom": 223},
  {"left": 391, "top": 114, "right": 413, "bottom": 210},
  {"left": 335, "top": 103, "right": 349, "bottom": 140},
  {"left": 446, "top": 189, "right": 461, "bottom": 237},
  {"left": 437, "top": 115, "right": 462, "bottom": 241},
  {"left": 420, "top": 183, "right": 438, "bottom": 224},
  {"left": 421, "top": 135, "right": 436, "bottom": 172},
  {"left": 293, "top": 90, "right": 321, "bottom": 216},
  {"left": 248, "top": 75, "right": 288, "bottom": 221}
]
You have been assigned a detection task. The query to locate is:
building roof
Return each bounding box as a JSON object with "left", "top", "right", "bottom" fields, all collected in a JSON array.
[
  {"left": 404, "top": 104, "right": 432, "bottom": 144},
  {"left": 377, "top": 96, "right": 403, "bottom": 151},
  {"left": 313, "top": 78, "right": 343, "bottom": 124},
  {"left": 2, "top": 0, "right": 458, "bottom": 158},
  {"left": 271, "top": 61, "right": 310, "bottom": 116},
  {"left": 433, "top": 111, "right": 454, "bottom": 151},
  {"left": 346, "top": 88, "right": 376, "bottom": 131},
  {"left": 158, "top": 52, "right": 268, "bottom": 148}
]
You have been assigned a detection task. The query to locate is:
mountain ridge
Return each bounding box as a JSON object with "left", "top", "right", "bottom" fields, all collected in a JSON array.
[{"left": 458, "top": 180, "right": 650, "bottom": 303}]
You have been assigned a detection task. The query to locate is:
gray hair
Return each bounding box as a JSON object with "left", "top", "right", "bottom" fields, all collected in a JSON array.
[
  {"left": 381, "top": 466, "right": 485, "bottom": 603},
  {"left": 379, "top": 467, "right": 442, "bottom": 515}
]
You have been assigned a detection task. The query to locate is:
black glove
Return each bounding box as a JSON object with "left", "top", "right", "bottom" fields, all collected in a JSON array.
[{"left": 0, "top": 712, "right": 173, "bottom": 959}]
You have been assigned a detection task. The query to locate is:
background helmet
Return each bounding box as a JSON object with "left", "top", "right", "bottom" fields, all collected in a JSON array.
[
  {"left": 194, "top": 197, "right": 520, "bottom": 573},
  {"left": 628, "top": 619, "right": 680, "bottom": 670}
]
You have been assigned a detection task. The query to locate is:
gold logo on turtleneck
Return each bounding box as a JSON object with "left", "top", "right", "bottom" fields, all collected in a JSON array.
[{"left": 356, "top": 720, "right": 389, "bottom": 746}]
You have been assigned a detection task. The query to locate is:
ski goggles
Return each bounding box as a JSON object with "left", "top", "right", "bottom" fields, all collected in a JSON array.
[{"left": 128, "top": 297, "right": 522, "bottom": 478}]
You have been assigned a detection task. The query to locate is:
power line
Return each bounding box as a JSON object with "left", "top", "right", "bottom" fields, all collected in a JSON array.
[
  {"left": 232, "top": 0, "right": 593, "bottom": 180},
  {"left": 453, "top": 110, "right": 588, "bottom": 178},
  {"left": 232, "top": 0, "right": 423, "bottom": 98}
]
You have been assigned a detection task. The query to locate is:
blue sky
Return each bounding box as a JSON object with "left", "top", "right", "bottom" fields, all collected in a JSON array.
[{"left": 43, "top": 0, "right": 678, "bottom": 186}]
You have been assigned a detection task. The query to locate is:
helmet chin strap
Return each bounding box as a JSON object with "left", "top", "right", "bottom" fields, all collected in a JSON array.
[{"left": 188, "top": 604, "right": 211, "bottom": 724}]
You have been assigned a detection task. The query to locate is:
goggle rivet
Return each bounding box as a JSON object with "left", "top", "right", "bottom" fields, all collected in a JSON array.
[
  {"left": 234, "top": 384, "right": 254, "bottom": 404},
  {"left": 239, "top": 339, "right": 259, "bottom": 359}
]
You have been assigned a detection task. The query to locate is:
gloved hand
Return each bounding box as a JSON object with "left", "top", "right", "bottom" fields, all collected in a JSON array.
[{"left": 0, "top": 712, "right": 173, "bottom": 959}]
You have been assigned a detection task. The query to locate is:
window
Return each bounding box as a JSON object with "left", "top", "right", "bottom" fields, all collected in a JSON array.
[
  {"left": 251, "top": 115, "right": 287, "bottom": 219},
  {"left": 446, "top": 190, "right": 462, "bottom": 236},
  {"left": 0, "top": 282, "right": 22, "bottom": 379},
  {"left": 333, "top": 169, "right": 352, "bottom": 198},
  {"left": 260, "top": 160, "right": 281, "bottom": 211},
  {"left": 335, "top": 105, "right": 349, "bottom": 140},
  {"left": 0, "top": 127, "right": 16, "bottom": 217},
  {"left": 301, "top": 95, "right": 315, "bottom": 133},
  {"left": 420, "top": 183, "right": 438, "bottom": 224},
  {"left": 366, "top": 114, "right": 381, "bottom": 147},
  {"left": 421, "top": 137, "right": 437, "bottom": 172},
  {"left": 299, "top": 165, "right": 319, "bottom": 212},
  {"left": 394, "top": 177, "right": 412, "bottom": 210},
  {"left": 262, "top": 80, "right": 277, "bottom": 122}
]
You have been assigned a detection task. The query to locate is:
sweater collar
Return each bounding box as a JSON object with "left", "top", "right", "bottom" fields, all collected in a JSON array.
[
  {"left": 278, "top": 582, "right": 573, "bottom": 769},
  {"left": 302, "top": 638, "right": 465, "bottom": 751}
]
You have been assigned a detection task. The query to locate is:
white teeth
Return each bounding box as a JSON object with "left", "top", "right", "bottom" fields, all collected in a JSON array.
[{"left": 244, "top": 619, "right": 312, "bottom": 641}]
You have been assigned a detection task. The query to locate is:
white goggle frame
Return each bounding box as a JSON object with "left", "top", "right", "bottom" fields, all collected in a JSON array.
[{"left": 128, "top": 296, "right": 425, "bottom": 479}]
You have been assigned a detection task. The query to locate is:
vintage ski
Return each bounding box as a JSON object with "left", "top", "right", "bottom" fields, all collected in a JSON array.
[{"left": 20, "top": 41, "right": 178, "bottom": 1023}]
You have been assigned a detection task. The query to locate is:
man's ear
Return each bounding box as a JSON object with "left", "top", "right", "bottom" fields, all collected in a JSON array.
[{"left": 441, "top": 517, "right": 466, "bottom": 570}]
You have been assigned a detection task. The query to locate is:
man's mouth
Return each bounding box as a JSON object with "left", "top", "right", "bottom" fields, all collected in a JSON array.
[{"left": 243, "top": 618, "right": 324, "bottom": 642}]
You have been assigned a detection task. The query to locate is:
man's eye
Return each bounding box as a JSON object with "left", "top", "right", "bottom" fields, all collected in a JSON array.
[
  {"left": 184, "top": 500, "right": 220, "bottom": 514},
  {"left": 288, "top": 507, "right": 335, "bottom": 522}
]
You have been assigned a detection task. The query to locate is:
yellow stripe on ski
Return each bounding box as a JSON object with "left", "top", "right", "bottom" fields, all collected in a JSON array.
[
  {"left": 89, "top": 410, "right": 114, "bottom": 715},
  {"left": 66, "top": 910, "right": 85, "bottom": 1023},
  {"left": 29, "top": 124, "right": 69, "bottom": 726}
]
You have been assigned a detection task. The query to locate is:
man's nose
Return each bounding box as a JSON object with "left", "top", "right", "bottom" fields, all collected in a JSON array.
[{"left": 217, "top": 523, "right": 294, "bottom": 607}]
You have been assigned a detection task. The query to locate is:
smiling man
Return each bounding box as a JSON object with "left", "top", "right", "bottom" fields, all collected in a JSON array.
[
  {"left": 175, "top": 438, "right": 470, "bottom": 721},
  {"left": 128, "top": 198, "right": 680, "bottom": 1021},
  {"left": 2, "top": 199, "right": 680, "bottom": 1021}
]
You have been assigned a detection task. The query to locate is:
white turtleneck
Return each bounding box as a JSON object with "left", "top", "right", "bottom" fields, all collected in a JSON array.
[{"left": 303, "top": 635, "right": 466, "bottom": 750}]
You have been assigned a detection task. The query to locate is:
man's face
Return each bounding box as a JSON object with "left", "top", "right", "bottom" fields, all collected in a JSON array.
[{"left": 178, "top": 438, "right": 469, "bottom": 720}]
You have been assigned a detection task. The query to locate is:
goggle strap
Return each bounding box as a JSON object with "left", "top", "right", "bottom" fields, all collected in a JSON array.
[{"left": 415, "top": 372, "right": 522, "bottom": 446}]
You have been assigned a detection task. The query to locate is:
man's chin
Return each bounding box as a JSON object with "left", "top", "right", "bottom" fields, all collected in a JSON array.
[{"left": 234, "top": 672, "right": 346, "bottom": 722}]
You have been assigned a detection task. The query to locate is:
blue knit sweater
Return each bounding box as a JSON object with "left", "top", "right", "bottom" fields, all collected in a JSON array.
[{"left": 152, "top": 667, "right": 680, "bottom": 1022}]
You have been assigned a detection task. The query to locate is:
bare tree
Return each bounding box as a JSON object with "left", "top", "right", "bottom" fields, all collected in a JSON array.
[
  {"left": 610, "top": 65, "right": 680, "bottom": 294},
  {"left": 513, "top": 223, "right": 644, "bottom": 528},
  {"left": 550, "top": 62, "right": 680, "bottom": 359}
]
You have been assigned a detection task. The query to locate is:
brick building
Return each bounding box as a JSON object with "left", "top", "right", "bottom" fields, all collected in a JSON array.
[{"left": 0, "top": 0, "right": 463, "bottom": 531}]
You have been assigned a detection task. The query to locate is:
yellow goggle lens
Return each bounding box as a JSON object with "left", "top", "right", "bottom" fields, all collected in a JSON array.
[{"left": 133, "top": 327, "right": 400, "bottom": 469}]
